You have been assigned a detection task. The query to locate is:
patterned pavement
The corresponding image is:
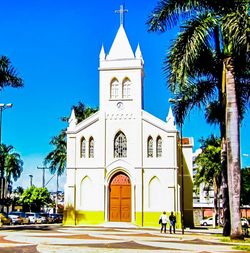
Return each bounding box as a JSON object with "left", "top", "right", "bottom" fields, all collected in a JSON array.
[{"left": 0, "top": 224, "right": 248, "bottom": 253}]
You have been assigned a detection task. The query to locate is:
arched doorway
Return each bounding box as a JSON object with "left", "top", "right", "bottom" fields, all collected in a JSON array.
[{"left": 109, "top": 172, "right": 131, "bottom": 222}]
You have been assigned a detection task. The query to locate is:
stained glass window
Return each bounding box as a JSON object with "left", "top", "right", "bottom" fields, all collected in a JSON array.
[
  {"left": 80, "top": 137, "right": 86, "bottom": 158},
  {"left": 156, "top": 136, "right": 162, "bottom": 157},
  {"left": 114, "top": 131, "right": 127, "bottom": 158},
  {"left": 147, "top": 136, "right": 153, "bottom": 158},
  {"left": 89, "top": 137, "right": 94, "bottom": 158}
]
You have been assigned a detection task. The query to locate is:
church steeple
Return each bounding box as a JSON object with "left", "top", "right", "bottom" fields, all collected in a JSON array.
[
  {"left": 99, "top": 7, "right": 144, "bottom": 113},
  {"left": 106, "top": 24, "right": 134, "bottom": 60}
]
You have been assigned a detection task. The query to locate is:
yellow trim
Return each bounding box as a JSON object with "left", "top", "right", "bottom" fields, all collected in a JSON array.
[
  {"left": 135, "top": 211, "right": 182, "bottom": 228},
  {"left": 63, "top": 210, "right": 104, "bottom": 225}
]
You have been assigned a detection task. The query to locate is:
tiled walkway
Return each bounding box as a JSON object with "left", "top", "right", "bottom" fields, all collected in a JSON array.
[{"left": 0, "top": 224, "right": 248, "bottom": 253}]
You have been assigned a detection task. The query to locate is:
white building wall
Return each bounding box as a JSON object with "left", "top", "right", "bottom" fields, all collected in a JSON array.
[{"left": 75, "top": 169, "right": 104, "bottom": 211}]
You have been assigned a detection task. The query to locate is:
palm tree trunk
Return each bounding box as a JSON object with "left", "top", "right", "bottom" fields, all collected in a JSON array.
[
  {"left": 220, "top": 57, "right": 231, "bottom": 236},
  {"left": 213, "top": 178, "right": 219, "bottom": 227},
  {"left": 224, "top": 57, "right": 242, "bottom": 239},
  {"left": 221, "top": 138, "right": 231, "bottom": 235}
]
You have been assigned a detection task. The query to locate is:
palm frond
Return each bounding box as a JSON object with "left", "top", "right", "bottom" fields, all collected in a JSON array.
[
  {"left": 222, "top": 3, "right": 249, "bottom": 55},
  {"left": 0, "top": 56, "right": 23, "bottom": 90},
  {"left": 170, "top": 79, "right": 216, "bottom": 125},
  {"left": 205, "top": 101, "right": 224, "bottom": 125},
  {"left": 166, "top": 12, "right": 217, "bottom": 89},
  {"left": 146, "top": 0, "right": 222, "bottom": 32}
]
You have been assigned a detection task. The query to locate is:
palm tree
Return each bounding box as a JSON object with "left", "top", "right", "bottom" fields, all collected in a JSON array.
[
  {"left": 45, "top": 102, "right": 98, "bottom": 176},
  {"left": 194, "top": 136, "right": 222, "bottom": 226},
  {"left": 0, "top": 144, "right": 23, "bottom": 210},
  {"left": 147, "top": 0, "right": 249, "bottom": 239},
  {"left": 0, "top": 56, "right": 23, "bottom": 90},
  {"left": 44, "top": 131, "right": 66, "bottom": 177},
  {"left": 44, "top": 102, "right": 97, "bottom": 213}
]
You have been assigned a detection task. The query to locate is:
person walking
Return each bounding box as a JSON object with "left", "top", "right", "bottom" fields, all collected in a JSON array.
[
  {"left": 159, "top": 211, "right": 168, "bottom": 233},
  {"left": 169, "top": 211, "right": 176, "bottom": 234}
]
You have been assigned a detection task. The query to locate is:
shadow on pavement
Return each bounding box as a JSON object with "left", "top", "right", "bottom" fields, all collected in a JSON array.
[{"left": 0, "top": 245, "right": 39, "bottom": 253}]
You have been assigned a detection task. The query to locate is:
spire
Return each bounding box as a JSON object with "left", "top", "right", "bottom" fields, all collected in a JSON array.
[
  {"left": 99, "top": 44, "right": 106, "bottom": 60},
  {"left": 68, "top": 109, "right": 77, "bottom": 129},
  {"left": 106, "top": 25, "right": 134, "bottom": 60},
  {"left": 166, "top": 106, "right": 176, "bottom": 130},
  {"left": 135, "top": 43, "right": 144, "bottom": 63}
]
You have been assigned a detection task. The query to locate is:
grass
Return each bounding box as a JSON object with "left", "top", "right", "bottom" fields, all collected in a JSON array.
[
  {"left": 214, "top": 234, "right": 250, "bottom": 251},
  {"left": 233, "top": 245, "right": 250, "bottom": 251}
]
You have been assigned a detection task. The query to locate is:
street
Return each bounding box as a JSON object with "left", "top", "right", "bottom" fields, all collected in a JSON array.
[{"left": 0, "top": 223, "right": 248, "bottom": 253}]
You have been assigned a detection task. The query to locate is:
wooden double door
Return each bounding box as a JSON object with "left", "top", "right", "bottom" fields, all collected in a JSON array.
[{"left": 109, "top": 173, "right": 131, "bottom": 222}]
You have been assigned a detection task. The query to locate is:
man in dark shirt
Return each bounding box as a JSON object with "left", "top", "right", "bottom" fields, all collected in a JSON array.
[{"left": 169, "top": 211, "right": 176, "bottom": 234}]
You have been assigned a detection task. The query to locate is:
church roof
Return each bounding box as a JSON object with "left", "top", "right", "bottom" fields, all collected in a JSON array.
[{"left": 106, "top": 24, "right": 134, "bottom": 60}]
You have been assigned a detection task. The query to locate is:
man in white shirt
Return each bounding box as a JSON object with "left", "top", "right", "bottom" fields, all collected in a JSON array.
[{"left": 159, "top": 211, "right": 168, "bottom": 233}]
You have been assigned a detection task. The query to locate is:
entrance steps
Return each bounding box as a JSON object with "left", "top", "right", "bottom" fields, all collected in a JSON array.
[{"left": 102, "top": 222, "right": 139, "bottom": 228}]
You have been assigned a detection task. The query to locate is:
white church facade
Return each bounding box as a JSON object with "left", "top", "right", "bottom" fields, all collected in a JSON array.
[{"left": 64, "top": 22, "right": 194, "bottom": 227}]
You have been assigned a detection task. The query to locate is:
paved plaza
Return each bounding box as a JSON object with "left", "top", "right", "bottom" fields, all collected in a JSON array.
[{"left": 0, "top": 224, "right": 249, "bottom": 253}]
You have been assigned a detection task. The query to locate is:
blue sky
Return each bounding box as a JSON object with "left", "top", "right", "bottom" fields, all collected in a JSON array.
[{"left": 0, "top": 0, "right": 249, "bottom": 191}]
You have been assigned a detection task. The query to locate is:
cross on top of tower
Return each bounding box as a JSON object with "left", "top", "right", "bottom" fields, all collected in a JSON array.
[{"left": 115, "top": 4, "right": 128, "bottom": 25}]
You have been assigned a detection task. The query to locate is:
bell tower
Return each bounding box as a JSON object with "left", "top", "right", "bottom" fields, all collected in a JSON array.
[{"left": 98, "top": 21, "right": 144, "bottom": 114}]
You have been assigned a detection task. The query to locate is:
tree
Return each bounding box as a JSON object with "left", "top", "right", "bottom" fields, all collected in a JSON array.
[
  {"left": 194, "top": 136, "right": 222, "bottom": 226},
  {"left": 147, "top": 0, "right": 249, "bottom": 239},
  {"left": 0, "top": 55, "right": 23, "bottom": 90},
  {"left": 44, "top": 102, "right": 98, "bottom": 212},
  {"left": 9, "top": 186, "right": 24, "bottom": 211},
  {"left": 44, "top": 102, "right": 98, "bottom": 176},
  {"left": 241, "top": 167, "right": 250, "bottom": 206},
  {"left": 20, "top": 186, "right": 51, "bottom": 212},
  {"left": 0, "top": 144, "right": 23, "bottom": 209}
]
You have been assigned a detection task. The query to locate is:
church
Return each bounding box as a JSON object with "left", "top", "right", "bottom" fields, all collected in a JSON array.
[{"left": 63, "top": 12, "right": 194, "bottom": 227}]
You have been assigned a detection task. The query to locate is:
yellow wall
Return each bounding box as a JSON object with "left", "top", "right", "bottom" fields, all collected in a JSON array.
[
  {"left": 135, "top": 211, "right": 182, "bottom": 228},
  {"left": 63, "top": 209, "right": 104, "bottom": 225}
]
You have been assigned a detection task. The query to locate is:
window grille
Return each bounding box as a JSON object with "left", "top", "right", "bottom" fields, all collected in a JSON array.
[
  {"left": 80, "top": 137, "right": 86, "bottom": 158},
  {"left": 110, "top": 79, "right": 119, "bottom": 99},
  {"left": 147, "top": 136, "right": 153, "bottom": 157},
  {"left": 89, "top": 137, "right": 94, "bottom": 158},
  {"left": 122, "top": 79, "right": 131, "bottom": 99},
  {"left": 114, "top": 132, "right": 127, "bottom": 158},
  {"left": 156, "top": 136, "right": 162, "bottom": 157}
]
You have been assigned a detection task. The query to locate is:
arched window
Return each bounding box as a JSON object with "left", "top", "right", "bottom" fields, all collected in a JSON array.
[
  {"left": 147, "top": 136, "right": 153, "bottom": 158},
  {"left": 122, "top": 78, "right": 131, "bottom": 99},
  {"left": 110, "top": 78, "right": 119, "bottom": 99},
  {"left": 89, "top": 137, "right": 94, "bottom": 158},
  {"left": 114, "top": 131, "right": 127, "bottom": 158},
  {"left": 80, "top": 137, "right": 86, "bottom": 158},
  {"left": 156, "top": 136, "right": 162, "bottom": 157}
]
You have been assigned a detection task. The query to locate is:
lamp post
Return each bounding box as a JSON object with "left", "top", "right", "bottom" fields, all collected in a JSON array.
[
  {"left": 0, "top": 103, "right": 13, "bottom": 144},
  {"left": 169, "top": 98, "right": 185, "bottom": 234},
  {"left": 29, "top": 175, "right": 33, "bottom": 187},
  {"left": 0, "top": 103, "right": 12, "bottom": 209}
]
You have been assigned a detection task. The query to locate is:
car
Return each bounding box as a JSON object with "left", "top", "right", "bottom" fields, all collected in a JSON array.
[
  {"left": 8, "top": 211, "right": 30, "bottom": 224},
  {"left": 39, "top": 213, "right": 49, "bottom": 223},
  {"left": 57, "top": 214, "right": 63, "bottom": 223},
  {"left": 0, "top": 212, "right": 12, "bottom": 225},
  {"left": 49, "top": 213, "right": 63, "bottom": 223},
  {"left": 241, "top": 218, "right": 249, "bottom": 227},
  {"left": 200, "top": 217, "right": 214, "bottom": 226},
  {"left": 25, "top": 212, "right": 41, "bottom": 224},
  {"left": 8, "top": 212, "right": 23, "bottom": 225}
]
